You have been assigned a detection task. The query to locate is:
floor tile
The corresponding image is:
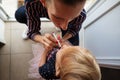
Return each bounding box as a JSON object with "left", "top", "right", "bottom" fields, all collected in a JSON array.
[
  {"left": 10, "top": 22, "right": 27, "bottom": 30},
  {"left": 11, "top": 54, "right": 33, "bottom": 80},
  {"left": 5, "top": 22, "right": 11, "bottom": 30},
  {"left": 0, "top": 29, "right": 11, "bottom": 54},
  {"left": 0, "top": 55, "right": 10, "bottom": 80},
  {"left": 40, "top": 22, "right": 60, "bottom": 35},
  {"left": 11, "top": 29, "right": 35, "bottom": 54}
]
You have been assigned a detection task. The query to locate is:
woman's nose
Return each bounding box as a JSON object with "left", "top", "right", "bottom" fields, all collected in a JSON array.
[{"left": 60, "top": 21, "right": 68, "bottom": 30}]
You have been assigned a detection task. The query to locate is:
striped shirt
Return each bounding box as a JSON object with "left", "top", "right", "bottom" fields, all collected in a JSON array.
[{"left": 25, "top": 0, "right": 86, "bottom": 40}]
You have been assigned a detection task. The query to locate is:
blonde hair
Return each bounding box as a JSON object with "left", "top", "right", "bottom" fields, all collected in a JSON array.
[{"left": 59, "top": 47, "right": 101, "bottom": 80}]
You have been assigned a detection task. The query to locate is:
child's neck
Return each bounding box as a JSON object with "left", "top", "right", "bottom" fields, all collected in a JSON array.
[{"left": 55, "top": 51, "right": 63, "bottom": 77}]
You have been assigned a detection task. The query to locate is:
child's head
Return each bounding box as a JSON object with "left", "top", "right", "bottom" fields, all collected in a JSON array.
[{"left": 59, "top": 46, "right": 101, "bottom": 80}]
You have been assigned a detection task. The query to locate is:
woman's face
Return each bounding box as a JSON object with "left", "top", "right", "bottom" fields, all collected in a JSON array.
[{"left": 45, "top": 0, "right": 85, "bottom": 30}]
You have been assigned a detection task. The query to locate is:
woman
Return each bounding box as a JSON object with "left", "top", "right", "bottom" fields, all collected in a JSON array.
[{"left": 37, "top": 41, "right": 101, "bottom": 80}]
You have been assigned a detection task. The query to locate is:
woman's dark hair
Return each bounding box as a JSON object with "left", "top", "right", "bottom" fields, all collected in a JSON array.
[
  {"left": 46, "top": 0, "right": 86, "bottom": 6},
  {"left": 59, "top": 0, "right": 86, "bottom": 6}
]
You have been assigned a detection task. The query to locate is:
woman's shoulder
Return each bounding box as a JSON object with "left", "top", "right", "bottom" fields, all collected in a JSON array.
[
  {"left": 25, "top": 0, "right": 41, "bottom": 5},
  {"left": 25, "top": 0, "right": 40, "bottom": 2}
]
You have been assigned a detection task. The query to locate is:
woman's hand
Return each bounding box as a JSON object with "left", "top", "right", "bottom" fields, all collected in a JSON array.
[
  {"left": 40, "top": 33, "right": 57, "bottom": 50},
  {"left": 34, "top": 33, "right": 63, "bottom": 49}
]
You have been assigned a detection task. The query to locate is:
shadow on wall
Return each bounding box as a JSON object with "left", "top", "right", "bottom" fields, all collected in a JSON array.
[{"left": 101, "top": 67, "right": 120, "bottom": 80}]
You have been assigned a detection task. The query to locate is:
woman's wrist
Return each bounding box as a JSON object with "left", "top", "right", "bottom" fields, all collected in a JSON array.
[
  {"left": 62, "top": 33, "right": 72, "bottom": 41},
  {"left": 33, "top": 34, "right": 43, "bottom": 43}
]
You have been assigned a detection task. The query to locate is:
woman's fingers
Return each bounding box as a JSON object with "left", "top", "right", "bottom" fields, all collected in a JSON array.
[{"left": 42, "top": 33, "right": 58, "bottom": 50}]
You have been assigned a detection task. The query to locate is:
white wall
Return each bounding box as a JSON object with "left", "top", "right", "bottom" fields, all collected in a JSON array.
[
  {"left": 0, "top": 18, "right": 6, "bottom": 44},
  {"left": 1, "top": 0, "right": 17, "bottom": 18},
  {"left": 80, "top": 0, "right": 120, "bottom": 69}
]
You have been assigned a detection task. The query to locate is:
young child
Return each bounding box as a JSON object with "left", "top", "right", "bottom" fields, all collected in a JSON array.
[{"left": 37, "top": 41, "right": 101, "bottom": 80}]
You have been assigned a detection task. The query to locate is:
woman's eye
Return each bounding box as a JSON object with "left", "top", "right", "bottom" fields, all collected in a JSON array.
[{"left": 55, "top": 18, "right": 60, "bottom": 21}]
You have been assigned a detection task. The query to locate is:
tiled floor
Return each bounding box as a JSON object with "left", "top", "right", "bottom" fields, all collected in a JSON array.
[{"left": 0, "top": 21, "right": 59, "bottom": 80}]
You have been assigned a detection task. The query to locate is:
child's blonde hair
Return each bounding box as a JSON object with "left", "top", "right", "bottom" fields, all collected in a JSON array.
[{"left": 59, "top": 47, "right": 101, "bottom": 80}]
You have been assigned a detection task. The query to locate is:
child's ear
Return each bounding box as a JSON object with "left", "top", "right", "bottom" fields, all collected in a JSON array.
[{"left": 40, "top": 0, "right": 46, "bottom": 7}]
